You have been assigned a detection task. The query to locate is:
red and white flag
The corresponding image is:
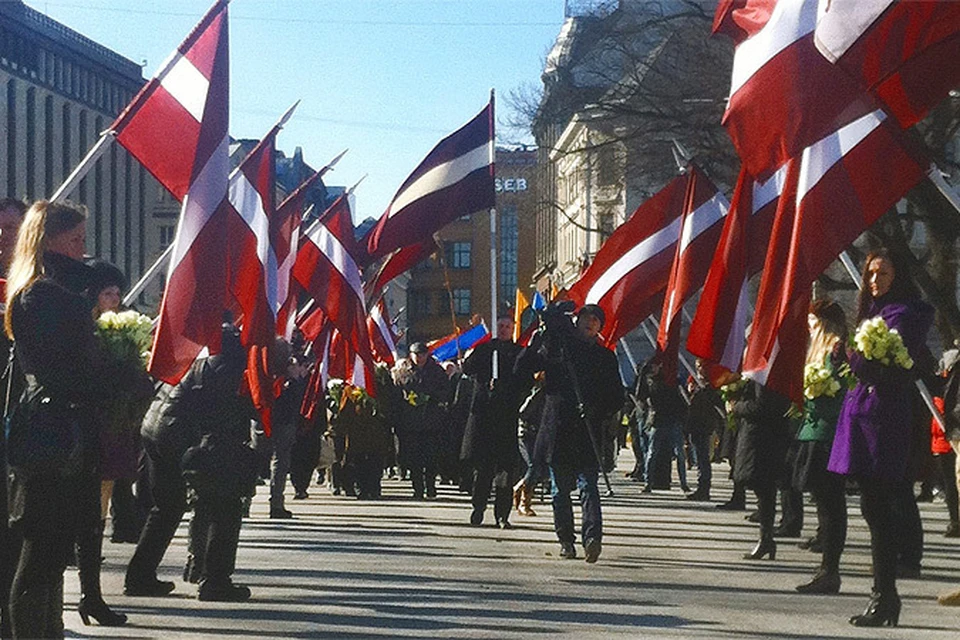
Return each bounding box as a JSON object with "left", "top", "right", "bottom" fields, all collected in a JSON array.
[
  {"left": 655, "top": 166, "right": 729, "bottom": 380},
  {"left": 367, "top": 299, "right": 399, "bottom": 367},
  {"left": 567, "top": 172, "right": 691, "bottom": 348},
  {"left": 117, "top": 1, "right": 230, "bottom": 384},
  {"left": 112, "top": 0, "right": 230, "bottom": 202},
  {"left": 273, "top": 169, "right": 322, "bottom": 339},
  {"left": 814, "top": 0, "right": 960, "bottom": 128},
  {"left": 743, "top": 109, "right": 927, "bottom": 403},
  {"left": 366, "top": 238, "right": 438, "bottom": 298},
  {"left": 224, "top": 117, "right": 290, "bottom": 349},
  {"left": 686, "top": 166, "right": 786, "bottom": 376},
  {"left": 364, "top": 101, "right": 495, "bottom": 261},
  {"left": 292, "top": 194, "right": 377, "bottom": 393},
  {"left": 714, "top": 0, "right": 872, "bottom": 177}
]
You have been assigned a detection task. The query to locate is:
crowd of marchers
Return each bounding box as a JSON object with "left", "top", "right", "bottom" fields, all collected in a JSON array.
[{"left": 1, "top": 198, "right": 960, "bottom": 638}]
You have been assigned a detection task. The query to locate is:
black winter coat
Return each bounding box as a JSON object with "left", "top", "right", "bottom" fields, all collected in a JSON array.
[
  {"left": 732, "top": 381, "right": 792, "bottom": 488},
  {"left": 634, "top": 367, "right": 685, "bottom": 431},
  {"left": 7, "top": 254, "right": 104, "bottom": 531},
  {"left": 459, "top": 340, "right": 528, "bottom": 467},
  {"left": 517, "top": 333, "right": 623, "bottom": 470}
]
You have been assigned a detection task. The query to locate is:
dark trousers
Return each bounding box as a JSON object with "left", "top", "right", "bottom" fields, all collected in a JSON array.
[
  {"left": 779, "top": 487, "right": 804, "bottom": 531},
  {"left": 754, "top": 482, "right": 777, "bottom": 539},
  {"left": 936, "top": 451, "right": 959, "bottom": 525},
  {"left": 410, "top": 464, "right": 437, "bottom": 498},
  {"left": 811, "top": 473, "right": 847, "bottom": 574},
  {"left": 110, "top": 478, "right": 143, "bottom": 541},
  {"left": 290, "top": 428, "right": 320, "bottom": 495},
  {"left": 893, "top": 482, "right": 923, "bottom": 570},
  {"left": 9, "top": 529, "right": 72, "bottom": 639},
  {"left": 125, "top": 439, "right": 187, "bottom": 587},
  {"left": 188, "top": 494, "right": 244, "bottom": 585},
  {"left": 0, "top": 491, "right": 19, "bottom": 640},
  {"left": 75, "top": 469, "right": 106, "bottom": 603},
  {"left": 471, "top": 463, "right": 512, "bottom": 524},
  {"left": 550, "top": 464, "right": 602, "bottom": 545},
  {"left": 689, "top": 430, "right": 712, "bottom": 493},
  {"left": 861, "top": 480, "right": 908, "bottom": 596}
]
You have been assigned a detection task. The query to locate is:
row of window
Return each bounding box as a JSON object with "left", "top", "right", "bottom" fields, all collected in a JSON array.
[
  {"left": 410, "top": 288, "right": 472, "bottom": 317},
  {"left": 0, "top": 25, "right": 134, "bottom": 115}
]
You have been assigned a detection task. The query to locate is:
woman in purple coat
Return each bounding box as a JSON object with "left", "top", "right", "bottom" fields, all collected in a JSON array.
[{"left": 828, "top": 249, "right": 934, "bottom": 627}]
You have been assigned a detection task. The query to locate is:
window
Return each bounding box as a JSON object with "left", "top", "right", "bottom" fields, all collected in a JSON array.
[
  {"left": 499, "top": 206, "right": 518, "bottom": 305},
  {"left": 410, "top": 290, "right": 432, "bottom": 317},
  {"left": 448, "top": 241, "right": 471, "bottom": 269},
  {"left": 452, "top": 288, "right": 471, "bottom": 315},
  {"left": 597, "top": 146, "right": 618, "bottom": 186},
  {"left": 599, "top": 213, "right": 615, "bottom": 244},
  {"left": 159, "top": 224, "right": 175, "bottom": 249}
]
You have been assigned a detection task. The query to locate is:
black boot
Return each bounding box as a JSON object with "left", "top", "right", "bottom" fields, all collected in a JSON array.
[
  {"left": 796, "top": 570, "right": 841, "bottom": 594},
  {"left": 743, "top": 536, "right": 776, "bottom": 560},
  {"left": 849, "top": 591, "right": 901, "bottom": 627},
  {"left": 77, "top": 520, "right": 127, "bottom": 626}
]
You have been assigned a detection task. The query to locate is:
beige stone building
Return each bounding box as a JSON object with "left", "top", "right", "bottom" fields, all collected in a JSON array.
[{"left": 1, "top": 0, "right": 177, "bottom": 308}]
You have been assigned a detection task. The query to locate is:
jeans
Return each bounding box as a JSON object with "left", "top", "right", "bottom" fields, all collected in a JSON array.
[
  {"left": 550, "top": 465, "right": 602, "bottom": 546},
  {"left": 269, "top": 420, "right": 297, "bottom": 510},
  {"left": 688, "top": 430, "right": 712, "bottom": 493}
]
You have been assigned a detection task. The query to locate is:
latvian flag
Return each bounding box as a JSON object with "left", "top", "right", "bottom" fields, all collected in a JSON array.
[
  {"left": 363, "top": 100, "right": 495, "bottom": 261},
  {"left": 568, "top": 169, "right": 723, "bottom": 349},
  {"left": 109, "top": 0, "right": 230, "bottom": 384}
]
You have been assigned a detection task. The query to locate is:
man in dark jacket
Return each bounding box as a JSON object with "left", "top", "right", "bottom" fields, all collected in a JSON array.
[
  {"left": 635, "top": 356, "right": 686, "bottom": 492},
  {"left": 517, "top": 303, "right": 623, "bottom": 563},
  {"left": 401, "top": 343, "right": 450, "bottom": 499},
  {"left": 684, "top": 363, "right": 725, "bottom": 502},
  {"left": 461, "top": 316, "right": 529, "bottom": 528},
  {"left": 125, "top": 323, "right": 255, "bottom": 601}
]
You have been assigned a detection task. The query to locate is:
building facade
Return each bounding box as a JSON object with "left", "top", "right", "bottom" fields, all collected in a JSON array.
[
  {"left": 404, "top": 147, "right": 537, "bottom": 346},
  {"left": 0, "top": 0, "right": 180, "bottom": 306}
]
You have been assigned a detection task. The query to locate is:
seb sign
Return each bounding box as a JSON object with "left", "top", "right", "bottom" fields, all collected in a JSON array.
[{"left": 495, "top": 177, "right": 528, "bottom": 193}]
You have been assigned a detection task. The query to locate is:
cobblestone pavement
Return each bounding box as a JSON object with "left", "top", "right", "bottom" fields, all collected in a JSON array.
[{"left": 65, "top": 458, "right": 960, "bottom": 639}]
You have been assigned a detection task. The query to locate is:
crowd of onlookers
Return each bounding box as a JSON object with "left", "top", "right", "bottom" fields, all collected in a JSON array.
[{"left": 1, "top": 197, "right": 959, "bottom": 638}]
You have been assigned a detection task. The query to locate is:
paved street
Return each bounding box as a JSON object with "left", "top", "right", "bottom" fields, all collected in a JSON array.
[{"left": 68, "top": 459, "right": 960, "bottom": 639}]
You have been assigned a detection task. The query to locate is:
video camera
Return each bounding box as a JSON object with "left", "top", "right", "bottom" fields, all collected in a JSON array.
[{"left": 536, "top": 300, "right": 578, "bottom": 356}]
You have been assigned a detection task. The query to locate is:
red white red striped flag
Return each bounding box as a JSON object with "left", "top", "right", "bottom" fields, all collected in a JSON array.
[
  {"left": 686, "top": 166, "right": 785, "bottom": 376},
  {"left": 366, "top": 238, "right": 438, "bottom": 298},
  {"left": 814, "top": 0, "right": 960, "bottom": 128},
  {"left": 113, "top": 0, "right": 230, "bottom": 202},
  {"left": 364, "top": 101, "right": 495, "bottom": 261},
  {"left": 367, "top": 299, "right": 399, "bottom": 367},
  {"left": 743, "top": 110, "right": 927, "bottom": 403},
  {"left": 655, "top": 166, "right": 729, "bottom": 380},
  {"left": 714, "top": 0, "right": 872, "bottom": 177},
  {"left": 131, "top": 1, "right": 230, "bottom": 384},
  {"left": 567, "top": 172, "right": 696, "bottom": 348}
]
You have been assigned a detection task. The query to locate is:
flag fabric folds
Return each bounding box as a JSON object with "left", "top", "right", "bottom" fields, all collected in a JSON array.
[
  {"left": 112, "top": 0, "right": 230, "bottom": 202},
  {"left": 225, "top": 127, "right": 279, "bottom": 349},
  {"left": 368, "top": 299, "right": 399, "bottom": 368},
  {"left": 742, "top": 110, "right": 927, "bottom": 403},
  {"left": 431, "top": 323, "right": 490, "bottom": 362},
  {"left": 364, "top": 101, "right": 495, "bottom": 261},
  {"left": 814, "top": 0, "right": 960, "bottom": 128},
  {"left": 714, "top": 0, "right": 871, "bottom": 177},
  {"left": 567, "top": 172, "right": 693, "bottom": 348},
  {"left": 686, "top": 166, "right": 786, "bottom": 376},
  {"left": 131, "top": 1, "right": 230, "bottom": 384},
  {"left": 656, "top": 166, "right": 729, "bottom": 381}
]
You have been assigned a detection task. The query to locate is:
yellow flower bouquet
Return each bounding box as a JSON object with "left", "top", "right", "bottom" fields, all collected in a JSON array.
[{"left": 853, "top": 316, "right": 914, "bottom": 370}]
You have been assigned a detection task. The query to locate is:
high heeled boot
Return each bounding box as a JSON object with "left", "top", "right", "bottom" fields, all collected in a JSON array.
[
  {"left": 77, "top": 520, "right": 127, "bottom": 626},
  {"left": 849, "top": 591, "right": 901, "bottom": 627},
  {"left": 743, "top": 535, "right": 776, "bottom": 560}
]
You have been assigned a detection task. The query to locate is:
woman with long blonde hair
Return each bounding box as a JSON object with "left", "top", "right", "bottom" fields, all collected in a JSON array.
[
  {"left": 793, "top": 299, "right": 848, "bottom": 595},
  {"left": 5, "top": 201, "right": 124, "bottom": 637}
]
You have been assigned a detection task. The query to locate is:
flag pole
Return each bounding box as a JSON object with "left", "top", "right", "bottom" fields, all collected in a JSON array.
[
  {"left": 838, "top": 250, "right": 949, "bottom": 437},
  {"left": 123, "top": 242, "right": 174, "bottom": 307},
  {"left": 50, "top": 130, "right": 116, "bottom": 202},
  {"left": 927, "top": 163, "right": 960, "bottom": 217},
  {"left": 488, "top": 89, "right": 499, "bottom": 379}
]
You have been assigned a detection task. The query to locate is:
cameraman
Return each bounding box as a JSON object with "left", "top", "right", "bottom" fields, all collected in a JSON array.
[{"left": 516, "top": 303, "right": 622, "bottom": 563}]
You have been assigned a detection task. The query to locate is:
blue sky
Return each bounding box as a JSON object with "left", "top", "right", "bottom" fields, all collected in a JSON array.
[{"left": 32, "top": 0, "right": 564, "bottom": 222}]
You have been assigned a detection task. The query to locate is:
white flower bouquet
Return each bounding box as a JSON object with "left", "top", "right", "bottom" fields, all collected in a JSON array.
[
  {"left": 95, "top": 310, "right": 153, "bottom": 366},
  {"left": 853, "top": 316, "right": 914, "bottom": 370},
  {"left": 803, "top": 361, "right": 843, "bottom": 400}
]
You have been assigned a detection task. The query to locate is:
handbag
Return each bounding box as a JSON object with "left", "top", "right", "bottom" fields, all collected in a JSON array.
[{"left": 4, "top": 359, "right": 84, "bottom": 480}]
